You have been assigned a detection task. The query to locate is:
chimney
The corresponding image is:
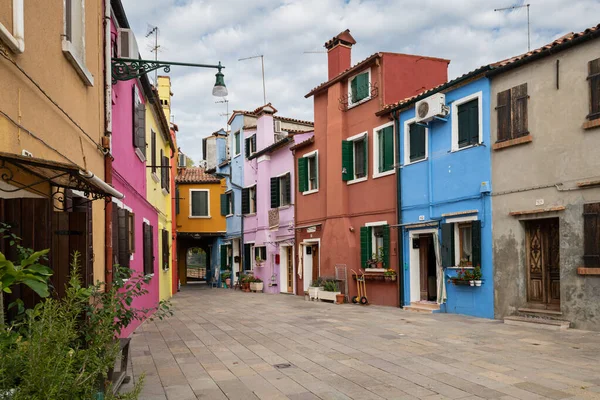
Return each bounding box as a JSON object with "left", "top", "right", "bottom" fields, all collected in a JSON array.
[{"left": 324, "top": 29, "right": 356, "bottom": 80}]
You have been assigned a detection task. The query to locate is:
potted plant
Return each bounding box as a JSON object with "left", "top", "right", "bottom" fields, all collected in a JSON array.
[
  {"left": 255, "top": 256, "right": 264, "bottom": 267},
  {"left": 473, "top": 265, "right": 482, "bottom": 287},
  {"left": 384, "top": 268, "right": 396, "bottom": 281},
  {"left": 376, "top": 248, "right": 385, "bottom": 269},
  {"left": 240, "top": 274, "right": 251, "bottom": 292},
  {"left": 318, "top": 279, "right": 341, "bottom": 302},
  {"left": 336, "top": 293, "right": 345, "bottom": 304},
  {"left": 250, "top": 277, "right": 263, "bottom": 292},
  {"left": 308, "top": 277, "right": 324, "bottom": 300},
  {"left": 221, "top": 271, "right": 231, "bottom": 287}
]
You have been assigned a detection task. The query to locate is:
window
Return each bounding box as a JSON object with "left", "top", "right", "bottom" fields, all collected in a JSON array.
[
  {"left": 404, "top": 120, "right": 426, "bottom": 164},
  {"left": 190, "top": 189, "right": 209, "bottom": 218},
  {"left": 245, "top": 135, "right": 257, "bottom": 158},
  {"left": 151, "top": 130, "right": 157, "bottom": 174},
  {"left": 244, "top": 244, "right": 252, "bottom": 271},
  {"left": 0, "top": 0, "right": 24, "bottom": 53},
  {"left": 233, "top": 131, "right": 241, "bottom": 155},
  {"left": 349, "top": 70, "right": 370, "bottom": 106},
  {"left": 112, "top": 206, "right": 135, "bottom": 268},
  {"left": 62, "top": 0, "right": 93, "bottom": 86},
  {"left": 496, "top": 84, "right": 528, "bottom": 142},
  {"left": 220, "top": 244, "right": 231, "bottom": 270},
  {"left": 132, "top": 85, "right": 146, "bottom": 160},
  {"left": 374, "top": 123, "right": 394, "bottom": 176},
  {"left": 254, "top": 246, "right": 267, "bottom": 264},
  {"left": 452, "top": 92, "right": 482, "bottom": 151},
  {"left": 440, "top": 220, "right": 481, "bottom": 268},
  {"left": 161, "top": 152, "right": 170, "bottom": 193},
  {"left": 342, "top": 134, "right": 367, "bottom": 182},
  {"left": 161, "top": 229, "right": 170, "bottom": 270},
  {"left": 242, "top": 186, "right": 256, "bottom": 215},
  {"left": 583, "top": 203, "right": 600, "bottom": 267},
  {"left": 271, "top": 173, "right": 291, "bottom": 208},
  {"left": 128, "top": 212, "right": 135, "bottom": 254},
  {"left": 143, "top": 222, "right": 154, "bottom": 275},
  {"left": 588, "top": 58, "right": 600, "bottom": 121},
  {"left": 220, "top": 192, "right": 233, "bottom": 216},
  {"left": 298, "top": 151, "right": 318, "bottom": 193},
  {"left": 360, "top": 223, "right": 390, "bottom": 268},
  {"left": 178, "top": 153, "right": 186, "bottom": 167}
]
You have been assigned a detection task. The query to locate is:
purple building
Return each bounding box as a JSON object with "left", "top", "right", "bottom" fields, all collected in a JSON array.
[{"left": 234, "top": 104, "right": 313, "bottom": 293}]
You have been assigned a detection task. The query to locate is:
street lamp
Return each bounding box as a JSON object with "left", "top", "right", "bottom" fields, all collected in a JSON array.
[{"left": 212, "top": 62, "right": 228, "bottom": 97}]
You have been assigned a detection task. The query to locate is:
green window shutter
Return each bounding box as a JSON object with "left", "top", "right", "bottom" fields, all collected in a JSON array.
[
  {"left": 245, "top": 137, "right": 250, "bottom": 158},
  {"left": 382, "top": 126, "right": 394, "bottom": 172},
  {"left": 350, "top": 75, "right": 358, "bottom": 103},
  {"left": 241, "top": 188, "right": 250, "bottom": 214},
  {"left": 409, "top": 123, "right": 426, "bottom": 162},
  {"left": 382, "top": 224, "right": 390, "bottom": 268},
  {"left": 341, "top": 140, "right": 354, "bottom": 181},
  {"left": 355, "top": 72, "right": 369, "bottom": 102},
  {"left": 441, "top": 223, "right": 455, "bottom": 268},
  {"left": 458, "top": 99, "right": 478, "bottom": 148},
  {"left": 297, "top": 157, "right": 308, "bottom": 192},
  {"left": 471, "top": 220, "right": 482, "bottom": 268},
  {"left": 220, "top": 194, "right": 228, "bottom": 216},
  {"left": 270, "top": 177, "right": 280, "bottom": 208},
  {"left": 360, "top": 226, "right": 372, "bottom": 268},
  {"left": 220, "top": 245, "right": 227, "bottom": 269}
]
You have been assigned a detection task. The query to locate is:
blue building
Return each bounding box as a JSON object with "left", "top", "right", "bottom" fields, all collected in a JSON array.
[{"left": 382, "top": 67, "right": 494, "bottom": 318}]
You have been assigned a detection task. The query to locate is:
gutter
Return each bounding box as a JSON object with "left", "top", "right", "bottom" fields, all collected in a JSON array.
[{"left": 104, "top": 0, "right": 114, "bottom": 288}]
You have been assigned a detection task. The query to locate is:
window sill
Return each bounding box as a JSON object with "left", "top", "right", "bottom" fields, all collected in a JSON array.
[
  {"left": 189, "top": 215, "right": 211, "bottom": 219},
  {"left": 0, "top": 25, "right": 24, "bottom": 53},
  {"left": 446, "top": 266, "right": 475, "bottom": 270},
  {"left": 244, "top": 213, "right": 257, "bottom": 217},
  {"left": 373, "top": 170, "right": 395, "bottom": 179},
  {"left": 347, "top": 96, "right": 372, "bottom": 110},
  {"left": 451, "top": 142, "right": 483, "bottom": 153},
  {"left": 583, "top": 119, "right": 600, "bottom": 131},
  {"left": 226, "top": 214, "right": 234, "bottom": 218},
  {"left": 346, "top": 177, "right": 368, "bottom": 186},
  {"left": 145, "top": 273, "right": 155, "bottom": 278},
  {"left": 135, "top": 148, "right": 146, "bottom": 163},
  {"left": 492, "top": 135, "right": 532, "bottom": 151},
  {"left": 278, "top": 205, "right": 292, "bottom": 210},
  {"left": 151, "top": 172, "right": 160, "bottom": 183},
  {"left": 577, "top": 267, "right": 600, "bottom": 275},
  {"left": 404, "top": 157, "right": 428, "bottom": 167},
  {"left": 162, "top": 188, "right": 169, "bottom": 196},
  {"left": 61, "top": 39, "right": 94, "bottom": 86},
  {"left": 302, "top": 189, "right": 319, "bottom": 196}
]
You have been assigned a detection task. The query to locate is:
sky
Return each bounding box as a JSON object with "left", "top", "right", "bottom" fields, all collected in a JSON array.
[{"left": 120, "top": 0, "right": 600, "bottom": 164}]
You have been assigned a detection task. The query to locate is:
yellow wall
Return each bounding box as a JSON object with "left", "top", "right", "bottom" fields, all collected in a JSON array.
[
  {"left": 157, "top": 76, "right": 171, "bottom": 123},
  {"left": 145, "top": 102, "right": 173, "bottom": 300},
  {"left": 176, "top": 181, "right": 227, "bottom": 233},
  {"left": 0, "top": 1, "right": 106, "bottom": 282}
]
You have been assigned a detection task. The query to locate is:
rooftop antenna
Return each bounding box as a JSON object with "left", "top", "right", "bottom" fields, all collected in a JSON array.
[
  {"left": 146, "top": 25, "right": 160, "bottom": 83},
  {"left": 303, "top": 50, "right": 327, "bottom": 54},
  {"left": 239, "top": 55, "right": 266, "bottom": 105},
  {"left": 494, "top": 3, "right": 531, "bottom": 52},
  {"left": 215, "top": 99, "right": 230, "bottom": 129}
]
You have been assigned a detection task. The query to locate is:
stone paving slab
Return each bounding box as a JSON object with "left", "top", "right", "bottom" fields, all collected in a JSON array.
[{"left": 120, "top": 285, "right": 600, "bottom": 399}]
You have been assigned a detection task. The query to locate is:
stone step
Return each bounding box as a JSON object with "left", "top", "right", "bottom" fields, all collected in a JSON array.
[
  {"left": 518, "top": 307, "right": 562, "bottom": 316},
  {"left": 404, "top": 302, "right": 440, "bottom": 314},
  {"left": 504, "top": 315, "right": 571, "bottom": 331}
]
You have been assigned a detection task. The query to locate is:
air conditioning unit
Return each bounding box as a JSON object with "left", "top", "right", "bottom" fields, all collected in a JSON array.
[
  {"left": 117, "top": 28, "right": 139, "bottom": 59},
  {"left": 415, "top": 93, "right": 448, "bottom": 123}
]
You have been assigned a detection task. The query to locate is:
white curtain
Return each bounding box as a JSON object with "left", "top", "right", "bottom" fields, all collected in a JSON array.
[{"left": 433, "top": 231, "right": 446, "bottom": 304}]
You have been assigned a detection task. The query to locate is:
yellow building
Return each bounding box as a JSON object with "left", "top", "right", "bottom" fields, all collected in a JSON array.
[
  {"left": 0, "top": 0, "right": 122, "bottom": 297},
  {"left": 175, "top": 168, "right": 226, "bottom": 285},
  {"left": 144, "top": 82, "right": 175, "bottom": 300}
]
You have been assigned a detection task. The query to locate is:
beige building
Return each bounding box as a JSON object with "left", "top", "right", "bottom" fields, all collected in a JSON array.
[
  {"left": 490, "top": 25, "right": 600, "bottom": 330},
  {"left": 0, "top": 1, "right": 120, "bottom": 305}
]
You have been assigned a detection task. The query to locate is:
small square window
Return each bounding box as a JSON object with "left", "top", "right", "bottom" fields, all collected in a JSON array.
[
  {"left": 408, "top": 123, "right": 426, "bottom": 163},
  {"left": 190, "top": 190, "right": 209, "bottom": 217}
]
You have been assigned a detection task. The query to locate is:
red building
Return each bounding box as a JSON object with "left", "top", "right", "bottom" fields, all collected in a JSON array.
[{"left": 293, "top": 30, "right": 449, "bottom": 306}]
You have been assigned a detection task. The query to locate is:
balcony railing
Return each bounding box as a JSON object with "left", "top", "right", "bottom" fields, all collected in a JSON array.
[{"left": 338, "top": 82, "right": 379, "bottom": 111}]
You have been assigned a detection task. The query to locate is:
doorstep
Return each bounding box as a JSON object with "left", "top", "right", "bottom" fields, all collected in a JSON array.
[
  {"left": 504, "top": 315, "right": 571, "bottom": 331},
  {"left": 403, "top": 301, "right": 440, "bottom": 314}
]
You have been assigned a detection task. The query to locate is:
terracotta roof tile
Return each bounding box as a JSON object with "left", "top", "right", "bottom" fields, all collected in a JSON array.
[
  {"left": 176, "top": 167, "right": 221, "bottom": 184},
  {"left": 324, "top": 29, "right": 356, "bottom": 49},
  {"left": 290, "top": 136, "right": 315, "bottom": 151}
]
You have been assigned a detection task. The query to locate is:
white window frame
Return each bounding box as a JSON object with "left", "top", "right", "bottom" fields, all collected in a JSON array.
[
  {"left": 302, "top": 150, "right": 319, "bottom": 195},
  {"left": 248, "top": 134, "right": 257, "bottom": 155},
  {"left": 0, "top": 0, "right": 24, "bottom": 53},
  {"left": 372, "top": 121, "right": 396, "bottom": 179},
  {"left": 225, "top": 191, "right": 234, "bottom": 218},
  {"left": 365, "top": 221, "right": 388, "bottom": 259},
  {"left": 277, "top": 171, "right": 291, "bottom": 207},
  {"left": 189, "top": 189, "right": 210, "bottom": 218},
  {"left": 62, "top": 0, "right": 93, "bottom": 86},
  {"left": 445, "top": 215, "right": 478, "bottom": 267},
  {"left": 403, "top": 117, "right": 429, "bottom": 166},
  {"left": 248, "top": 185, "right": 257, "bottom": 214},
  {"left": 233, "top": 131, "right": 241, "bottom": 157},
  {"left": 346, "top": 132, "right": 368, "bottom": 185},
  {"left": 347, "top": 68, "right": 372, "bottom": 109},
  {"left": 451, "top": 91, "right": 483, "bottom": 152},
  {"left": 253, "top": 245, "right": 267, "bottom": 269}
]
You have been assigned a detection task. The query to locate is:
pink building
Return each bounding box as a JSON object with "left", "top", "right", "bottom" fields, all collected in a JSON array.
[
  {"left": 111, "top": 3, "right": 159, "bottom": 337},
  {"left": 234, "top": 104, "right": 313, "bottom": 294}
]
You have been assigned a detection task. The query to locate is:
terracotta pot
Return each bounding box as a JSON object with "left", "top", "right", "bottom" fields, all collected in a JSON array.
[
  {"left": 336, "top": 293, "right": 345, "bottom": 304},
  {"left": 225, "top": 278, "right": 231, "bottom": 286},
  {"left": 376, "top": 262, "right": 383, "bottom": 269}
]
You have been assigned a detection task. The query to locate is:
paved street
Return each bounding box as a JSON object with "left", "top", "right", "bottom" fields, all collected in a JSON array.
[{"left": 121, "top": 285, "right": 600, "bottom": 400}]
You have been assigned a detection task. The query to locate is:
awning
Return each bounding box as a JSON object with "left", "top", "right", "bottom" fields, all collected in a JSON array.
[{"left": 0, "top": 151, "right": 123, "bottom": 200}]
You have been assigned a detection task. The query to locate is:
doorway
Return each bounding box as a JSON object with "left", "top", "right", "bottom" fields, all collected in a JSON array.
[
  {"left": 525, "top": 218, "right": 560, "bottom": 309},
  {"left": 418, "top": 234, "right": 437, "bottom": 301},
  {"left": 302, "top": 241, "right": 319, "bottom": 291}
]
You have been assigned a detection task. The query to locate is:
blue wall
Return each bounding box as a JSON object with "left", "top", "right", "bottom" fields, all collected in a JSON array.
[
  {"left": 398, "top": 77, "right": 494, "bottom": 319},
  {"left": 218, "top": 116, "right": 243, "bottom": 239}
]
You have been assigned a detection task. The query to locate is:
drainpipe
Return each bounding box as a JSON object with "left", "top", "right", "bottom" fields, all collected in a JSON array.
[
  {"left": 394, "top": 110, "right": 404, "bottom": 308},
  {"left": 103, "top": 0, "right": 114, "bottom": 288}
]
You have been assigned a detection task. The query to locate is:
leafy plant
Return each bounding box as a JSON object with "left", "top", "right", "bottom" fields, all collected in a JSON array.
[
  {"left": 383, "top": 268, "right": 396, "bottom": 277},
  {"left": 221, "top": 271, "right": 231, "bottom": 280},
  {"left": 456, "top": 268, "right": 474, "bottom": 281},
  {"left": 472, "top": 266, "right": 482, "bottom": 281},
  {"left": 255, "top": 256, "right": 263, "bottom": 266},
  {"left": 310, "top": 277, "right": 325, "bottom": 287},
  {"left": 322, "top": 280, "right": 339, "bottom": 292},
  {"left": 253, "top": 277, "right": 262, "bottom": 283}
]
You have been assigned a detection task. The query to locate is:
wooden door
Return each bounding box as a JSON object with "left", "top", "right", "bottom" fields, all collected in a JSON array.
[
  {"left": 526, "top": 219, "right": 560, "bottom": 308},
  {"left": 312, "top": 245, "right": 319, "bottom": 281},
  {"left": 286, "top": 247, "right": 293, "bottom": 293},
  {"left": 52, "top": 211, "right": 90, "bottom": 298},
  {"left": 419, "top": 236, "right": 430, "bottom": 301}
]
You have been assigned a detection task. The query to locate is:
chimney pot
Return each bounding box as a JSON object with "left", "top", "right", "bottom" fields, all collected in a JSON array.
[{"left": 324, "top": 29, "right": 356, "bottom": 80}]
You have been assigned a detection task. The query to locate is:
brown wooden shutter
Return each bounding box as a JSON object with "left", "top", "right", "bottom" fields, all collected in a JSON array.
[
  {"left": 496, "top": 89, "right": 511, "bottom": 142},
  {"left": 511, "top": 83, "right": 528, "bottom": 137},
  {"left": 588, "top": 58, "right": 600, "bottom": 120},
  {"left": 129, "top": 212, "right": 135, "bottom": 254},
  {"left": 117, "top": 208, "right": 130, "bottom": 268},
  {"left": 132, "top": 86, "right": 146, "bottom": 155},
  {"left": 583, "top": 203, "right": 600, "bottom": 267},
  {"left": 163, "top": 155, "right": 170, "bottom": 192},
  {"left": 143, "top": 222, "right": 154, "bottom": 275},
  {"left": 162, "top": 229, "right": 169, "bottom": 270},
  {"left": 112, "top": 205, "right": 120, "bottom": 268}
]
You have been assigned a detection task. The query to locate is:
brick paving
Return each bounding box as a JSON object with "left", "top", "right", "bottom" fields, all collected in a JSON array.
[{"left": 120, "top": 285, "right": 600, "bottom": 400}]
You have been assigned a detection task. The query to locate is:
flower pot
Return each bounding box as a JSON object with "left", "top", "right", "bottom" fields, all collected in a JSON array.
[
  {"left": 469, "top": 280, "right": 475, "bottom": 287},
  {"left": 336, "top": 293, "right": 345, "bottom": 304},
  {"left": 376, "top": 262, "right": 383, "bottom": 269},
  {"left": 308, "top": 286, "right": 323, "bottom": 301},
  {"left": 318, "top": 291, "right": 340, "bottom": 302},
  {"left": 250, "top": 282, "right": 264, "bottom": 292},
  {"left": 225, "top": 278, "right": 231, "bottom": 286},
  {"left": 474, "top": 280, "right": 482, "bottom": 287}
]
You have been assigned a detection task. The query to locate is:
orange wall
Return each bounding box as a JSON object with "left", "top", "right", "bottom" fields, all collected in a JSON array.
[{"left": 176, "top": 181, "right": 226, "bottom": 233}]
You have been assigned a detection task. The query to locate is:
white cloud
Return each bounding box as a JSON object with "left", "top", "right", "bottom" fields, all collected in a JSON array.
[{"left": 120, "top": 0, "right": 600, "bottom": 163}]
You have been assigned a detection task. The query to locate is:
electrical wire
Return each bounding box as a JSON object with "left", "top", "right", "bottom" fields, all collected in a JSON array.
[{"left": 0, "top": 45, "right": 105, "bottom": 154}]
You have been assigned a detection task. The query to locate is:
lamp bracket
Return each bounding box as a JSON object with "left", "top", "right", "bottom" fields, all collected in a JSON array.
[{"left": 111, "top": 58, "right": 224, "bottom": 84}]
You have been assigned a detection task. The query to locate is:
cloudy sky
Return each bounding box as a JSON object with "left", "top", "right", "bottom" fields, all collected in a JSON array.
[{"left": 121, "top": 0, "right": 599, "bottom": 164}]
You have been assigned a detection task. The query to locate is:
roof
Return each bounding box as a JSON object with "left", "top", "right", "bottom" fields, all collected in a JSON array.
[
  {"left": 378, "top": 23, "right": 600, "bottom": 115},
  {"left": 176, "top": 167, "right": 221, "bottom": 184},
  {"left": 286, "top": 129, "right": 314, "bottom": 135},
  {"left": 248, "top": 137, "right": 293, "bottom": 160},
  {"left": 324, "top": 29, "right": 356, "bottom": 50},
  {"left": 290, "top": 136, "right": 315, "bottom": 151},
  {"left": 228, "top": 104, "right": 314, "bottom": 127}
]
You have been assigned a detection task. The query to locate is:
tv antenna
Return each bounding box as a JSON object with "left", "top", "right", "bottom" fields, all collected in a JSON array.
[
  {"left": 303, "top": 50, "right": 326, "bottom": 54},
  {"left": 239, "top": 55, "right": 266, "bottom": 105},
  {"left": 146, "top": 25, "right": 160, "bottom": 83},
  {"left": 494, "top": 3, "right": 531, "bottom": 52},
  {"left": 215, "top": 99, "right": 230, "bottom": 129}
]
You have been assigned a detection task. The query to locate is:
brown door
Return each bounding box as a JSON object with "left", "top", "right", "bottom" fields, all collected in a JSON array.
[
  {"left": 286, "top": 247, "right": 293, "bottom": 292},
  {"left": 312, "top": 245, "right": 319, "bottom": 281},
  {"left": 526, "top": 219, "right": 560, "bottom": 309},
  {"left": 419, "top": 236, "right": 430, "bottom": 301}
]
